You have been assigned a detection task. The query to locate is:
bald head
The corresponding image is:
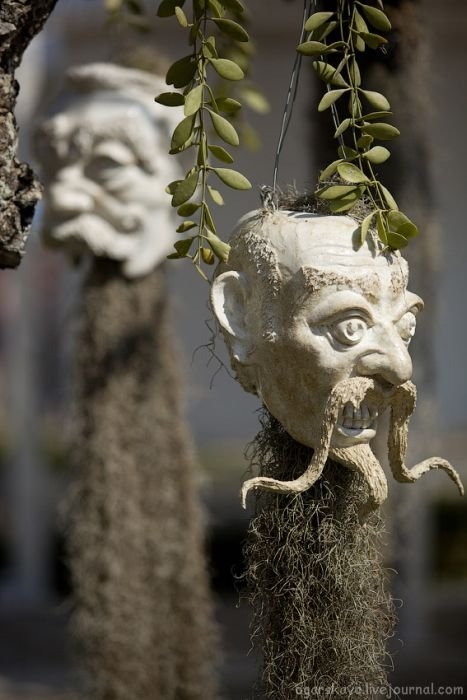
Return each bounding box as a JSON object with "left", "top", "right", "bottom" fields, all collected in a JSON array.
[{"left": 212, "top": 209, "right": 422, "bottom": 450}]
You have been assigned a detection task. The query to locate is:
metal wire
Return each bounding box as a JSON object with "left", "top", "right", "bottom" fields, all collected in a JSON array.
[{"left": 272, "top": 0, "right": 316, "bottom": 194}]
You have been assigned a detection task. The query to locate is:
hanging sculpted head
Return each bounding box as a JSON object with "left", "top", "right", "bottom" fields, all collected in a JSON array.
[
  {"left": 211, "top": 209, "right": 463, "bottom": 517},
  {"left": 37, "top": 63, "right": 181, "bottom": 277}
]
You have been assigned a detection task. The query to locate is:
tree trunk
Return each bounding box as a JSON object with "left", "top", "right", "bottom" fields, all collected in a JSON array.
[
  {"left": 68, "top": 260, "right": 218, "bottom": 700},
  {"left": 0, "top": 0, "right": 58, "bottom": 268}
]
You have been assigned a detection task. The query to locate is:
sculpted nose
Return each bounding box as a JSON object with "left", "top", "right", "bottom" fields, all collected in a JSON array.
[{"left": 356, "top": 327, "right": 413, "bottom": 387}]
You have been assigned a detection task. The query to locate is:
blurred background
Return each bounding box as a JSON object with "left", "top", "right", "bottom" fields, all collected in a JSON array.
[{"left": 0, "top": 0, "right": 466, "bottom": 697}]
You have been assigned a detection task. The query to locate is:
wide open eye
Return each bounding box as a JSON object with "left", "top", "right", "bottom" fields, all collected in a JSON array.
[
  {"left": 331, "top": 317, "right": 368, "bottom": 346},
  {"left": 397, "top": 311, "right": 417, "bottom": 344}
]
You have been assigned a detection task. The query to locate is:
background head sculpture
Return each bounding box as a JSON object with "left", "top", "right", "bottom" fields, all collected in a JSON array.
[
  {"left": 212, "top": 209, "right": 464, "bottom": 518},
  {"left": 37, "top": 62, "right": 181, "bottom": 277}
]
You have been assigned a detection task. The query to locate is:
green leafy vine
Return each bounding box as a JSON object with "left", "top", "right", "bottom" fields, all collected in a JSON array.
[
  {"left": 297, "top": 0, "right": 418, "bottom": 250},
  {"left": 156, "top": 0, "right": 253, "bottom": 278}
]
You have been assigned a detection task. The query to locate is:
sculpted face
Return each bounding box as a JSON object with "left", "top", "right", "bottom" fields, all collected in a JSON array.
[
  {"left": 212, "top": 210, "right": 463, "bottom": 516},
  {"left": 212, "top": 210, "right": 421, "bottom": 450},
  {"left": 38, "top": 65, "right": 180, "bottom": 277}
]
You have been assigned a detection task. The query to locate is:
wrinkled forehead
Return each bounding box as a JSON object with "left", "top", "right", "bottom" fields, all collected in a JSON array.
[
  {"left": 269, "top": 212, "right": 409, "bottom": 303},
  {"left": 288, "top": 260, "right": 409, "bottom": 308}
]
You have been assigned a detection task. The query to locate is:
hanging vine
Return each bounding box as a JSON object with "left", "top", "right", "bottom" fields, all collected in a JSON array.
[
  {"left": 156, "top": 0, "right": 419, "bottom": 278},
  {"left": 298, "top": 0, "right": 418, "bottom": 249},
  {"left": 156, "top": 0, "right": 253, "bottom": 278}
]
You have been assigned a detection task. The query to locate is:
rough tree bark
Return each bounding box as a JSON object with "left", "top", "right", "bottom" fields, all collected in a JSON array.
[
  {"left": 68, "top": 260, "right": 218, "bottom": 700},
  {"left": 0, "top": 0, "right": 57, "bottom": 268}
]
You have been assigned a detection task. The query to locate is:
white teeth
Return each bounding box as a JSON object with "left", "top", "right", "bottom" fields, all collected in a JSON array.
[{"left": 340, "top": 402, "right": 376, "bottom": 431}]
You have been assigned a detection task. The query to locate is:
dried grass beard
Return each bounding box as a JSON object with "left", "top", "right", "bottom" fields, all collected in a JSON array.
[
  {"left": 242, "top": 410, "right": 396, "bottom": 700},
  {"left": 242, "top": 378, "right": 463, "bottom": 520}
]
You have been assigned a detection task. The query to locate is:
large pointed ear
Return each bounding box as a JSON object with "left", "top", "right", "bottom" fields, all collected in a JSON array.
[{"left": 210, "top": 270, "right": 252, "bottom": 364}]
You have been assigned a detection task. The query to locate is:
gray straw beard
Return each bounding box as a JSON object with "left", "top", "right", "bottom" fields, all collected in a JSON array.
[
  {"left": 45, "top": 214, "right": 137, "bottom": 259},
  {"left": 242, "top": 377, "right": 464, "bottom": 521}
]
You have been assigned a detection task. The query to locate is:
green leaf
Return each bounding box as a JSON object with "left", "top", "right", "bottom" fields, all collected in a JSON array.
[
  {"left": 387, "top": 211, "right": 418, "bottom": 238},
  {"left": 176, "top": 220, "right": 197, "bottom": 233},
  {"left": 177, "top": 202, "right": 200, "bottom": 216},
  {"left": 172, "top": 171, "right": 199, "bottom": 207},
  {"left": 353, "top": 9, "right": 369, "bottom": 33},
  {"left": 239, "top": 86, "right": 270, "bottom": 114},
  {"left": 310, "top": 20, "right": 337, "bottom": 42},
  {"left": 203, "top": 204, "right": 216, "bottom": 233},
  {"left": 201, "top": 247, "right": 215, "bottom": 265},
  {"left": 334, "top": 118, "right": 351, "bottom": 138},
  {"left": 173, "top": 236, "right": 195, "bottom": 256},
  {"left": 354, "top": 33, "right": 366, "bottom": 52},
  {"left": 357, "top": 4, "right": 392, "bottom": 32},
  {"left": 337, "top": 162, "right": 370, "bottom": 183},
  {"left": 363, "top": 146, "right": 391, "bottom": 164},
  {"left": 175, "top": 5, "right": 188, "bottom": 26},
  {"left": 209, "top": 110, "right": 239, "bottom": 146},
  {"left": 376, "top": 210, "right": 388, "bottom": 244},
  {"left": 316, "top": 184, "right": 358, "bottom": 200},
  {"left": 216, "top": 97, "right": 242, "bottom": 114},
  {"left": 312, "top": 61, "right": 348, "bottom": 88},
  {"left": 349, "top": 58, "right": 361, "bottom": 87},
  {"left": 221, "top": 0, "right": 245, "bottom": 13},
  {"left": 208, "top": 185, "right": 224, "bottom": 205},
  {"left": 318, "top": 89, "right": 349, "bottom": 112},
  {"left": 319, "top": 159, "right": 343, "bottom": 181},
  {"left": 157, "top": 0, "right": 186, "bottom": 17},
  {"left": 297, "top": 41, "right": 329, "bottom": 56},
  {"left": 361, "top": 123, "right": 400, "bottom": 140},
  {"left": 213, "top": 167, "right": 252, "bottom": 190},
  {"left": 202, "top": 36, "right": 217, "bottom": 58},
  {"left": 155, "top": 92, "right": 185, "bottom": 106},
  {"left": 184, "top": 85, "right": 203, "bottom": 116},
  {"left": 360, "top": 89, "right": 391, "bottom": 111},
  {"left": 349, "top": 93, "right": 362, "bottom": 118},
  {"left": 328, "top": 190, "right": 362, "bottom": 213},
  {"left": 209, "top": 58, "right": 244, "bottom": 81},
  {"left": 166, "top": 180, "right": 182, "bottom": 195},
  {"left": 208, "top": 144, "right": 234, "bottom": 163},
  {"left": 387, "top": 232, "right": 408, "bottom": 250},
  {"left": 304, "top": 11, "right": 334, "bottom": 32},
  {"left": 212, "top": 17, "right": 249, "bottom": 42},
  {"left": 359, "top": 210, "right": 377, "bottom": 245},
  {"left": 357, "top": 134, "right": 374, "bottom": 149},
  {"left": 361, "top": 110, "right": 393, "bottom": 121},
  {"left": 380, "top": 184, "right": 399, "bottom": 211},
  {"left": 207, "top": 0, "right": 223, "bottom": 18},
  {"left": 338, "top": 145, "right": 358, "bottom": 159},
  {"left": 166, "top": 55, "right": 196, "bottom": 88},
  {"left": 171, "top": 114, "right": 195, "bottom": 150},
  {"left": 360, "top": 31, "right": 387, "bottom": 49},
  {"left": 206, "top": 231, "right": 230, "bottom": 262}
]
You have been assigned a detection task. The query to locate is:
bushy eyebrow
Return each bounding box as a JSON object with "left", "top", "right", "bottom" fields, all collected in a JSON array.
[{"left": 291, "top": 267, "right": 383, "bottom": 305}]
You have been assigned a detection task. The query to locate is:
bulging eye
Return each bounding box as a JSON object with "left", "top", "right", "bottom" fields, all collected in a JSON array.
[
  {"left": 331, "top": 317, "right": 368, "bottom": 346},
  {"left": 397, "top": 311, "right": 417, "bottom": 344}
]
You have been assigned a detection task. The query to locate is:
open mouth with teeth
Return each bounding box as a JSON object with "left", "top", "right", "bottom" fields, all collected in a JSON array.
[{"left": 335, "top": 401, "right": 379, "bottom": 444}]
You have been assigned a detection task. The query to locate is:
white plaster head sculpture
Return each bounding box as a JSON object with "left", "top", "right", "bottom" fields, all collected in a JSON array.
[
  {"left": 37, "top": 63, "right": 181, "bottom": 278},
  {"left": 211, "top": 209, "right": 464, "bottom": 519}
]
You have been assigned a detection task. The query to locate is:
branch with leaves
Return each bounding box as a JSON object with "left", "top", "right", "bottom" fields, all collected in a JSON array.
[
  {"left": 297, "top": 0, "right": 418, "bottom": 250},
  {"left": 156, "top": 0, "right": 254, "bottom": 278}
]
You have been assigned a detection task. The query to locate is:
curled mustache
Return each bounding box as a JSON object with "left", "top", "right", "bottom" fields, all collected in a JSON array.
[
  {"left": 241, "top": 378, "right": 464, "bottom": 521},
  {"left": 46, "top": 213, "right": 139, "bottom": 259}
]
